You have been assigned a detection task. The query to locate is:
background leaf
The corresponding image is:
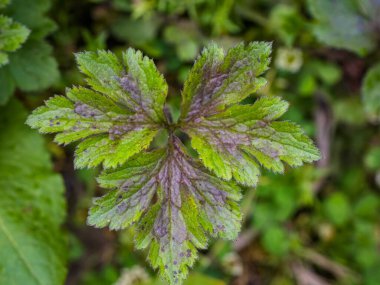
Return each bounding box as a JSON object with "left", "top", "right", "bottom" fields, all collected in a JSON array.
[
  {"left": 308, "top": 0, "right": 379, "bottom": 56},
  {"left": 0, "top": 0, "right": 58, "bottom": 105},
  {"left": 0, "top": 15, "right": 30, "bottom": 66},
  {"left": 0, "top": 99, "right": 66, "bottom": 285},
  {"left": 362, "top": 63, "right": 380, "bottom": 122}
]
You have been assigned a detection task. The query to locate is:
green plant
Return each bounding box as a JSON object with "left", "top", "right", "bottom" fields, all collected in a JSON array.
[
  {"left": 308, "top": 0, "right": 380, "bottom": 56},
  {"left": 362, "top": 63, "right": 380, "bottom": 122},
  {"left": 0, "top": 0, "right": 29, "bottom": 67},
  {"left": 0, "top": 99, "right": 66, "bottom": 285},
  {"left": 27, "top": 42, "right": 320, "bottom": 284},
  {"left": 0, "top": 0, "right": 59, "bottom": 105},
  {"left": 127, "top": 0, "right": 239, "bottom": 35}
]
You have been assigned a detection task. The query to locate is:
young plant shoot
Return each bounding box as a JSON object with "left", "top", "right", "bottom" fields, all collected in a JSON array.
[{"left": 27, "top": 42, "right": 320, "bottom": 284}]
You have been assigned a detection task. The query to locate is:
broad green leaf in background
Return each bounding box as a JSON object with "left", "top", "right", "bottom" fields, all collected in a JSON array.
[
  {"left": 27, "top": 49, "right": 168, "bottom": 169},
  {"left": 88, "top": 137, "right": 241, "bottom": 284},
  {"left": 0, "top": 99, "right": 66, "bottom": 285},
  {"left": 180, "top": 43, "right": 320, "bottom": 186},
  {"left": 362, "top": 63, "right": 380, "bottom": 122},
  {"left": 0, "top": 62, "right": 15, "bottom": 104},
  {"left": 308, "top": 0, "right": 380, "bottom": 56},
  {"left": 4, "top": 0, "right": 56, "bottom": 38},
  {"left": 8, "top": 40, "right": 59, "bottom": 90},
  {"left": 0, "top": 0, "right": 59, "bottom": 105}
]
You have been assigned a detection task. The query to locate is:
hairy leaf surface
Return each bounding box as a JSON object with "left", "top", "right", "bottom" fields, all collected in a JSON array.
[
  {"left": 88, "top": 137, "right": 241, "bottom": 284},
  {"left": 27, "top": 49, "right": 168, "bottom": 169},
  {"left": 180, "top": 43, "right": 319, "bottom": 186},
  {"left": 180, "top": 42, "right": 271, "bottom": 121},
  {"left": 27, "top": 42, "right": 320, "bottom": 285},
  {"left": 0, "top": 99, "right": 66, "bottom": 285}
]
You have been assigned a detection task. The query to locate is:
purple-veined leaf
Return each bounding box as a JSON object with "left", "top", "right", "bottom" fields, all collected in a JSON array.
[
  {"left": 27, "top": 49, "right": 168, "bottom": 169},
  {"left": 180, "top": 43, "right": 320, "bottom": 186},
  {"left": 88, "top": 136, "right": 241, "bottom": 284}
]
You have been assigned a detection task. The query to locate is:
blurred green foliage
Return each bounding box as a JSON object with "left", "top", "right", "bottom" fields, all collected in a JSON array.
[
  {"left": 1, "top": 0, "right": 380, "bottom": 284},
  {"left": 0, "top": 100, "right": 67, "bottom": 285},
  {"left": 0, "top": 0, "right": 59, "bottom": 104}
]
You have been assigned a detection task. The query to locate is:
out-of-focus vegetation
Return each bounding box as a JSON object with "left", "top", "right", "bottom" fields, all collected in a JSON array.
[{"left": 0, "top": 0, "right": 380, "bottom": 285}]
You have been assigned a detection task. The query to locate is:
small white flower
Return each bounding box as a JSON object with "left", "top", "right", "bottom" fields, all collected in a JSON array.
[
  {"left": 114, "top": 266, "right": 150, "bottom": 285},
  {"left": 275, "top": 47, "right": 303, "bottom": 73},
  {"left": 221, "top": 252, "right": 243, "bottom": 276}
]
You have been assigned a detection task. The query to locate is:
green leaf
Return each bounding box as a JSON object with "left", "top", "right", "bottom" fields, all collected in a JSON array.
[
  {"left": 0, "top": 99, "right": 66, "bottom": 285},
  {"left": 4, "top": 0, "right": 56, "bottom": 39},
  {"left": 261, "top": 226, "right": 290, "bottom": 256},
  {"left": 311, "top": 61, "right": 342, "bottom": 86},
  {"left": 27, "top": 49, "right": 168, "bottom": 169},
  {"left": 111, "top": 16, "right": 159, "bottom": 46},
  {"left": 333, "top": 97, "right": 366, "bottom": 125},
  {"left": 324, "top": 193, "right": 350, "bottom": 226},
  {"left": 354, "top": 194, "right": 380, "bottom": 220},
  {"left": 365, "top": 146, "right": 380, "bottom": 170},
  {"left": 180, "top": 42, "right": 271, "bottom": 121},
  {"left": 308, "top": 0, "right": 379, "bottom": 56},
  {"left": 76, "top": 49, "right": 168, "bottom": 123},
  {"left": 269, "top": 4, "right": 305, "bottom": 46},
  {"left": 88, "top": 137, "right": 241, "bottom": 284},
  {"left": 362, "top": 63, "right": 380, "bottom": 122},
  {"left": 183, "top": 95, "right": 320, "bottom": 186},
  {"left": 0, "top": 15, "right": 30, "bottom": 66},
  {"left": 8, "top": 40, "right": 59, "bottom": 91},
  {"left": 0, "top": 0, "right": 58, "bottom": 105},
  {"left": 27, "top": 43, "right": 321, "bottom": 284},
  {"left": 163, "top": 24, "right": 200, "bottom": 61},
  {"left": 179, "top": 43, "right": 319, "bottom": 186},
  {"left": 0, "top": 65, "right": 15, "bottom": 105}
]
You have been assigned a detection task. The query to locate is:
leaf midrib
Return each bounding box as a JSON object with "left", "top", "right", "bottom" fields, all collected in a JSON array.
[{"left": 0, "top": 214, "right": 43, "bottom": 285}]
